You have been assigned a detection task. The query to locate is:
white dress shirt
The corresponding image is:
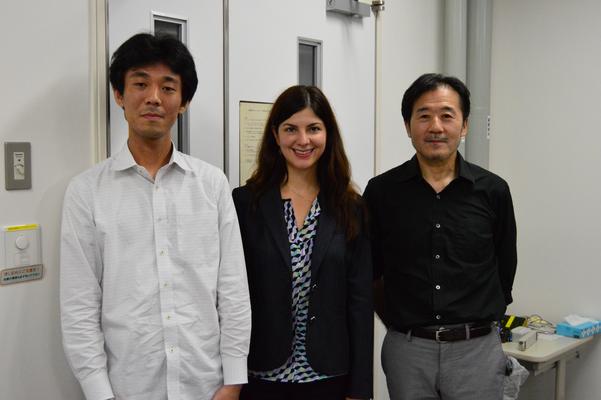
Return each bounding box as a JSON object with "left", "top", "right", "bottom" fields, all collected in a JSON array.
[{"left": 60, "top": 144, "right": 251, "bottom": 400}]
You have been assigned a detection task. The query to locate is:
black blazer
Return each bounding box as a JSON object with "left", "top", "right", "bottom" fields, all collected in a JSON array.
[{"left": 233, "top": 185, "right": 373, "bottom": 399}]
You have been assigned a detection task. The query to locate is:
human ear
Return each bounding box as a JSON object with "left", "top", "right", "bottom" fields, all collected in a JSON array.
[
  {"left": 461, "top": 120, "right": 469, "bottom": 138},
  {"left": 405, "top": 122, "right": 412, "bottom": 138},
  {"left": 113, "top": 89, "right": 124, "bottom": 108},
  {"left": 179, "top": 102, "right": 189, "bottom": 115}
]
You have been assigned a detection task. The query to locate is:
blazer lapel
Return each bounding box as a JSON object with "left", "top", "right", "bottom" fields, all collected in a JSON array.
[
  {"left": 311, "top": 194, "right": 336, "bottom": 278},
  {"left": 260, "top": 187, "right": 292, "bottom": 270}
]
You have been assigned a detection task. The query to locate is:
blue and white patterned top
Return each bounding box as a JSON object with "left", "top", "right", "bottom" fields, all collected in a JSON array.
[{"left": 249, "top": 198, "right": 331, "bottom": 383}]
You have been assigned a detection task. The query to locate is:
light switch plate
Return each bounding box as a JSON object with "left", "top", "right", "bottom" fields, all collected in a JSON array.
[{"left": 4, "top": 142, "right": 31, "bottom": 190}]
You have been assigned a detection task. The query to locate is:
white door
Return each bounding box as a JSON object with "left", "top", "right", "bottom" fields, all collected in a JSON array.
[{"left": 108, "top": 0, "right": 224, "bottom": 169}]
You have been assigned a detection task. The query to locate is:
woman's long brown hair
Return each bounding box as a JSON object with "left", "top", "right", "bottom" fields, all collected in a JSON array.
[{"left": 246, "top": 85, "right": 364, "bottom": 240}]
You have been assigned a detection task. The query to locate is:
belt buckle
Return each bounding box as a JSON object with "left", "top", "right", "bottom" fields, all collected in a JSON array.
[{"left": 435, "top": 327, "right": 449, "bottom": 343}]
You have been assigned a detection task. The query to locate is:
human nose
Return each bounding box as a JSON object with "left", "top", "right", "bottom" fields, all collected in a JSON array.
[
  {"left": 297, "top": 129, "right": 310, "bottom": 145},
  {"left": 429, "top": 116, "right": 443, "bottom": 132},
  {"left": 145, "top": 84, "right": 161, "bottom": 105}
]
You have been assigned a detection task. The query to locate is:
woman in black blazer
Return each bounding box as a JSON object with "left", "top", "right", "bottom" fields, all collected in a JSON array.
[{"left": 234, "top": 85, "right": 373, "bottom": 400}]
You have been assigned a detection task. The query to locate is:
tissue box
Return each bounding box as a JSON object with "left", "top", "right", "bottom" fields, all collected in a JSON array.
[{"left": 556, "top": 320, "right": 601, "bottom": 338}]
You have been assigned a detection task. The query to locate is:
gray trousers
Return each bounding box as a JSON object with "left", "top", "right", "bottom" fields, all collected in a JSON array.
[{"left": 381, "top": 328, "right": 506, "bottom": 400}]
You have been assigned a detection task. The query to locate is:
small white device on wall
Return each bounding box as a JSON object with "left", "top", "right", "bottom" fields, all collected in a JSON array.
[{"left": 0, "top": 224, "right": 43, "bottom": 285}]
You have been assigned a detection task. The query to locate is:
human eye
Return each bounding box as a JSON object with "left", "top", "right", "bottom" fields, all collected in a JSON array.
[
  {"left": 309, "top": 125, "right": 322, "bottom": 132},
  {"left": 162, "top": 86, "right": 176, "bottom": 93},
  {"left": 132, "top": 81, "right": 146, "bottom": 88}
]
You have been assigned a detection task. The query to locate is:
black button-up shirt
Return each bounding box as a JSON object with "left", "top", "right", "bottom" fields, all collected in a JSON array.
[{"left": 364, "top": 154, "right": 517, "bottom": 331}]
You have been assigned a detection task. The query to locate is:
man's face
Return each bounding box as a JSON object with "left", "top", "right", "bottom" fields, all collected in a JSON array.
[
  {"left": 114, "top": 63, "right": 187, "bottom": 142},
  {"left": 405, "top": 86, "right": 467, "bottom": 164}
]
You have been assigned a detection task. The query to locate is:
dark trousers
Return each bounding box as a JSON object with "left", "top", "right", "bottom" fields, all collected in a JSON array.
[{"left": 240, "top": 375, "right": 348, "bottom": 400}]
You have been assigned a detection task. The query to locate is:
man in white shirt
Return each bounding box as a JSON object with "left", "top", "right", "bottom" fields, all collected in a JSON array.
[{"left": 60, "top": 33, "right": 251, "bottom": 400}]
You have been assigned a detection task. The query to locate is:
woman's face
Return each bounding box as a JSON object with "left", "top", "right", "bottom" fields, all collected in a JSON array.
[{"left": 274, "top": 107, "right": 327, "bottom": 176}]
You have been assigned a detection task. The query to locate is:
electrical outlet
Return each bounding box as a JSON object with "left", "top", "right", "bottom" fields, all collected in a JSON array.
[
  {"left": 13, "top": 151, "right": 25, "bottom": 180},
  {"left": 4, "top": 142, "right": 31, "bottom": 190}
]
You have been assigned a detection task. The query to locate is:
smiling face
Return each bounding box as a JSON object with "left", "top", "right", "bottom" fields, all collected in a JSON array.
[
  {"left": 274, "top": 107, "right": 327, "bottom": 177},
  {"left": 406, "top": 86, "right": 468, "bottom": 165},
  {"left": 113, "top": 63, "right": 188, "bottom": 143}
]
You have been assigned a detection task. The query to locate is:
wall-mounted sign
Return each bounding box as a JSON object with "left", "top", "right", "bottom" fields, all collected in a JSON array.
[{"left": 1, "top": 265, "right": 43, "bottom": 285}]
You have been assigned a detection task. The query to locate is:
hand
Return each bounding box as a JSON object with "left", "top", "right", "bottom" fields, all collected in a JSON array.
[{"left": 212, "top": 384, "right": 242, "bottom": 400}]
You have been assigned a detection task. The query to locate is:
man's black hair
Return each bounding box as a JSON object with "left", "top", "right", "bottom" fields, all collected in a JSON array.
[
  {"left": 401, "top": 73, "right": 471, "bottom": 123},
  {"left": 109, "top": 33, "right": 198, "bottom": 105}
]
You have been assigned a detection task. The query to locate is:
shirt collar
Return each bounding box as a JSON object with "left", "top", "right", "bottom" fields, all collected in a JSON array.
[
  {"left": 110, "top": 142, "right": 194, "bottom": 173},
  {"left": 110, "top": 143, "right": 138, "bottom": 171},
  {"left": 396, "top": 152, "right": 475, "bottom": 184},
  {"left": 394, "top": 155, "right": 421, "bottom": 182},
  {"left": 170, "top": 147, "right": 194, "bottom": 173},
  {"left": 456, "top": 152, "right": 475, "bottom": 183}
]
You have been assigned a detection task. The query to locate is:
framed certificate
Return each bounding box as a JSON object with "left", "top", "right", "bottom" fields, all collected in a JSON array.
[{"left": 239, "top": 101, "right": 272, "bottom": 186}]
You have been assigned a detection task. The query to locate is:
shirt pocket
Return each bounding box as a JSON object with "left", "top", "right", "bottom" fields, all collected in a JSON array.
[{"left": 450, "top": 216, "right": 494, "bottom": 266}]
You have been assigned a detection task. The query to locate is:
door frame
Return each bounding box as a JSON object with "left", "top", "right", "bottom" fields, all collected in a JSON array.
[{"left": 91, "top": 0, "right": 109, "bottom": 163}]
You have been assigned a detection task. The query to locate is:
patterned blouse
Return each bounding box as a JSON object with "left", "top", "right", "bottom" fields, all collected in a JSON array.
[{"left": 249, "top": 198, "right": 331, "bottom": 383}]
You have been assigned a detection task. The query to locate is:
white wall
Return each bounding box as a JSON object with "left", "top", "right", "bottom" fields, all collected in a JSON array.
[
  {"left": 0, "top": 1, "right": 90, "bottom": 399},
  {"left": 228, "top": 0, "right": 375, "bottom": 190},
  {"left": 490, "top": 0, "right": 601, "bottom": 398}
]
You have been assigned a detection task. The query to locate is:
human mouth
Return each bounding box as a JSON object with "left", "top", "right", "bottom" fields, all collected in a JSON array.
[
  {"left": 142, "top": 112, "right": 164, "bottom": 121},
  {"left": 293, "top": 148, "right": 314, "bottom": 159},
  {"left": 426, "top": 137, "right": 447, "bottom": 144}
]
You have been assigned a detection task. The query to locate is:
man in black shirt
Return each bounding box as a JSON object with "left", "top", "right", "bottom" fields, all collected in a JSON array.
[{"left": 364, "top": 73, "right": 517, "bottom": 400}]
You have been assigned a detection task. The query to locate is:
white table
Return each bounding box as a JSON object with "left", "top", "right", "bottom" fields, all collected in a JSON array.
[{"left": 502, "top": 334, "right": 594, "bottom": 400}]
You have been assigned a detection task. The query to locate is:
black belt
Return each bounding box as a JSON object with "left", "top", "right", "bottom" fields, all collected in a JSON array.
[{"left": 402, "top": 322, "right": 492, "bottom": 343}]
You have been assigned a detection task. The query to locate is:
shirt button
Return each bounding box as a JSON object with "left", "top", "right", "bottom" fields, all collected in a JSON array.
[
  {"left": 436, "top": 195, "right": 441, "bottom": 200},
  {"left": 166, "top": 315, "right": 171, "bottom": 320},
  {"left": 311, "top": 284, "right": 317, "bottom": 291},
  {"left": 155, "top": 185, "right": 160, "bottom": 191},
  {"left": 310, "top": 316, "right": 316, "bottom": 323},
  {"left": 435, "top": 285, "right": 441, "bottom": 290},
  {"left": 160, "top": 250, "right": 165, "bottom": 256},
  {"left": 169, "top": 346, "right": 174, "bottom": 353},
  {"left": 434, "top": 254, "right": 440, "bottom": 260},
  {"left": 164, "top": 282, "right": 168, "bottom": 287},
  {"left": 435, "top": 223, "right": 441, "bottom": 229},
  {"left": 436, "top": 315, "right": 442, "bottom": 320}
]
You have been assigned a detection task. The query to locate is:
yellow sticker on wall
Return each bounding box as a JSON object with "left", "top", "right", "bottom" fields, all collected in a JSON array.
[{"left": 4, "top": 224, "right": 39, "bottom": 232}]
